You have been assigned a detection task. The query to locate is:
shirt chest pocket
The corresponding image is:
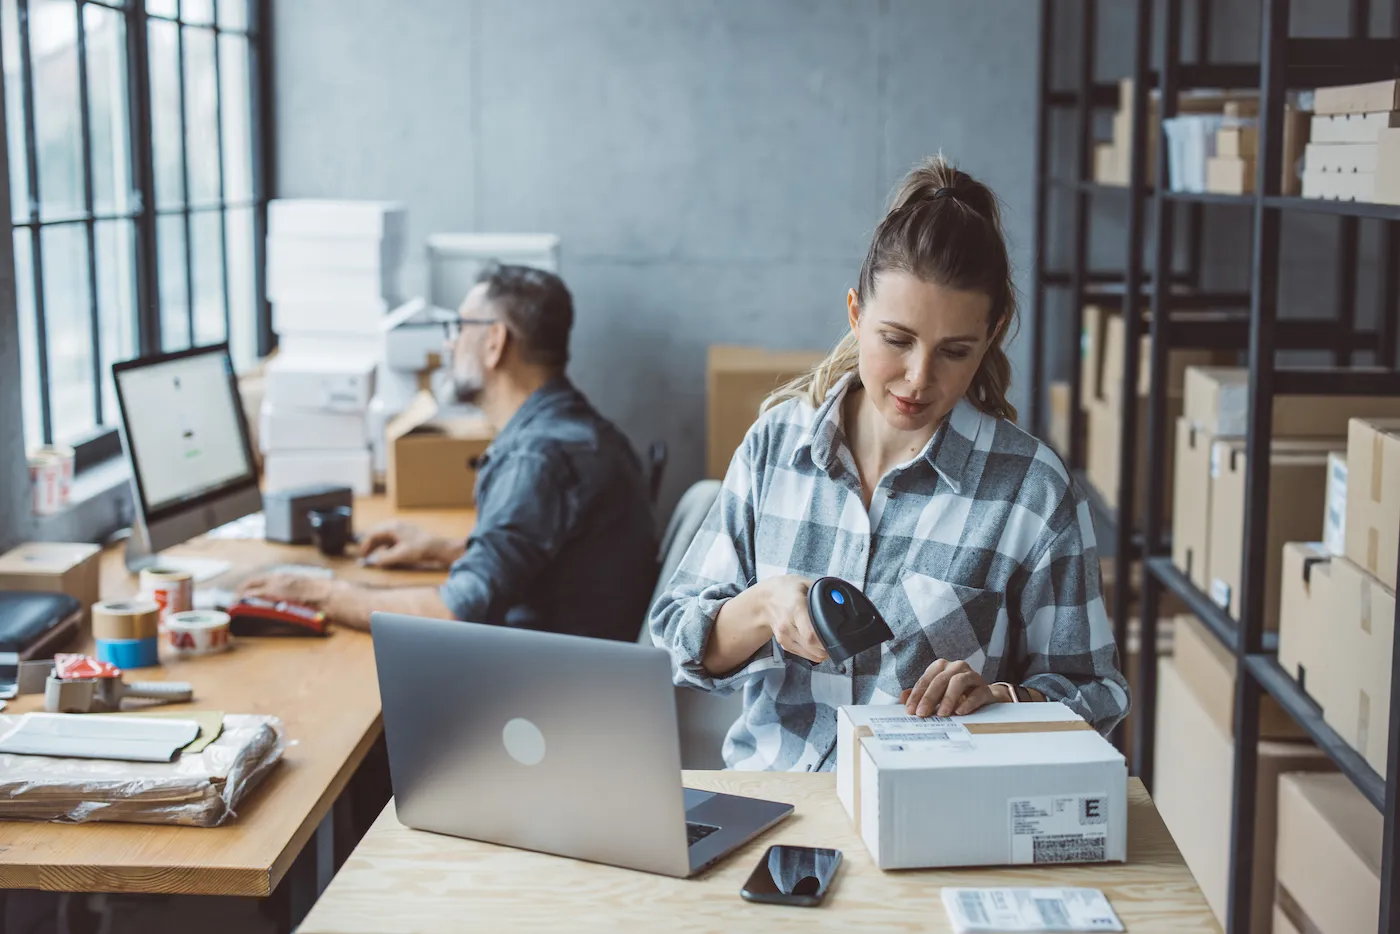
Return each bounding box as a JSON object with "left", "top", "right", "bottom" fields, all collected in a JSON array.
[{"left": 883, "top": 570, "right": 1008, "bottom": 685}]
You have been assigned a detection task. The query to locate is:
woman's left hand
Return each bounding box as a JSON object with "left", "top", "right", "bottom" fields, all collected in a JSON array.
[{"left": 901, "top": 659, "right": 1009, "bottom": 718}]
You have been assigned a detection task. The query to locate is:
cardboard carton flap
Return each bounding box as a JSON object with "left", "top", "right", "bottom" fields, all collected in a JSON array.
[{"left": 385, "top": 391, "right": 493, "bottom": 443}]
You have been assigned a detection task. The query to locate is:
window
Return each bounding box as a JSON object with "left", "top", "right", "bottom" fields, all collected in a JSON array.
[{"left": 3, "top": 0, "right": 266, "bottom": 463}]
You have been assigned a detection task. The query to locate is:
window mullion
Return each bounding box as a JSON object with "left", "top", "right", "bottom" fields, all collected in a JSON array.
[
  {"left": 74, "top": 0, "right": 104, "bottom": 425},
  {"left": 174, "top": 3, "right": 193, "bottom": 344},
  {"left": 127, "top": 1, "right": 160, "bottom": 354},
  {"left": 15, "top": 0, "right": 51, "bottom": 444},
  {"left": 211, "top": 13, "right": 229, "bottom": 344}
]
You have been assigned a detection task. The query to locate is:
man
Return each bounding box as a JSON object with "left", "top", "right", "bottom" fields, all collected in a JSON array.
[{"left": 240, "top": 265, "right": 658, "bottom": 642}]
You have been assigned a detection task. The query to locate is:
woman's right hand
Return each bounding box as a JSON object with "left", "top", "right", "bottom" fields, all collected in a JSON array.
[{"left": 756, "top": 575, "right": 828, "bottom": 664}]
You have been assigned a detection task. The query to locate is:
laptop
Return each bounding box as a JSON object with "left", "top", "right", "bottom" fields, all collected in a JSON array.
[{"left": 370, "top": 613, "right": 794, "bottom": 877}]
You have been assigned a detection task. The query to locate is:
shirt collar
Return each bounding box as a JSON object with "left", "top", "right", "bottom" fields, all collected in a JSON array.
[
  {"left": 490, "top": 375, "right": 575, "bottom": 449},
  {"left": 791, "top": 373, "right": 988, "bottom": 495}
]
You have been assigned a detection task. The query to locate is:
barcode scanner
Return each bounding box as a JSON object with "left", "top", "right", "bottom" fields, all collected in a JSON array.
[{"left": 806, "top": 577, "right": 894, "bottom": 665}]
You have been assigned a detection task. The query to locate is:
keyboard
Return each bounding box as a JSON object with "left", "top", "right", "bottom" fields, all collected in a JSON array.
[{"left": 686, "top": 821, "right": 720, "bottom": 847}]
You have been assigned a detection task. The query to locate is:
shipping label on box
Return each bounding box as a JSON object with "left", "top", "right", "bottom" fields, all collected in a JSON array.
[
  {"left": 1325, "top": 556, "right": 1396, "bottom": 779},
  {"left": 1277, "top": 543, "right": 1334, "bottom": 710},
  {"left": 1345, "top": 417, "right": 1400, "bottom": 590},
  {"left": 1324, "top": 452, "right": 1348, "bottom": 556},
  {"left": 836, "top": 703, "right": 1126, "bottom": 870}
]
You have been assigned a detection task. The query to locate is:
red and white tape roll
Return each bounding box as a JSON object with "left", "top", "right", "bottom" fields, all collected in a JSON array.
[{"left": 165, "top": 610, "right": 232, "bottom": 657}]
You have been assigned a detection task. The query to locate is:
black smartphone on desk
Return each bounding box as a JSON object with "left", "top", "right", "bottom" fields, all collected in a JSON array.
[{"left": 740, "top": 845, "right": 842, "bottom": 907}]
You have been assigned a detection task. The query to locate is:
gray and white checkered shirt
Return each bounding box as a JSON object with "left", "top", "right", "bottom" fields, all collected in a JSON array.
[{"left": 649, "top": 374, "right": 1129, "bottom": 772}]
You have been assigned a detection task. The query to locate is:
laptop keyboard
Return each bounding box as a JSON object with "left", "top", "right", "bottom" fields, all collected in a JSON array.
[{"left": 686, "top": 821, "right": 720, "bottom": 847}]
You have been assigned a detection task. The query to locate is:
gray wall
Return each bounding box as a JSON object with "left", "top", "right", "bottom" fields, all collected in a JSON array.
[{"left": 274, "top": 0, "right": 1039, "bottom": 517}]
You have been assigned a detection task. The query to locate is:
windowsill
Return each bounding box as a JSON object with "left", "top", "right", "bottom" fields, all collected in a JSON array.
[{"left": 30, "top": 456, "right": 134, "bottom": 546}]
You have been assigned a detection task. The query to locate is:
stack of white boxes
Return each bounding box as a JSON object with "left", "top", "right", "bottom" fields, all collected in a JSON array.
[
  {"left": 262, "top": 199, "right": 407, "bottom": 495},
  {"left": 1305, "top": 79, "right": 1400, "bottom": 201}
]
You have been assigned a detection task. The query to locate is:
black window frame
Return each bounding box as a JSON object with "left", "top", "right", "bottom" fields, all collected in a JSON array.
[{"left": 3, "top": 0, "right": 272, "bottom": 474}]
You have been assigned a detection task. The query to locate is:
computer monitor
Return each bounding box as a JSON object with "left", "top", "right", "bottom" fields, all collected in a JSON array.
[{"left": 112, "top": 344, "right": 262, "bottom": 573}]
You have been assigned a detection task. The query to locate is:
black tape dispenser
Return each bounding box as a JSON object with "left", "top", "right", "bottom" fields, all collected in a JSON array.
[{"left": 806, "top": 577, "right": 895, "bottom": 665}]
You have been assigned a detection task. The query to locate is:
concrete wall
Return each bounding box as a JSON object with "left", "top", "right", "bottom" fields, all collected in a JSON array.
[{"left": 274, "top": 0, "right": 1040, "bottom": 516}]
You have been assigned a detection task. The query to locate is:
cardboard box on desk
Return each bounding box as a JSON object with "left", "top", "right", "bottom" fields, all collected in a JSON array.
[
  {"left": 706, "top": 346, "right": 824, "bottom": 479},
  {"left": 1183, "top": 366, "right": 1400, "bottom": 438},
  {"left": 835, "top": 703, "right": 1126, "bottom": 871},
  {"left": 1324, "top": 556, "right": 1396, "bottom": 780},
  {"left": 1206, "top": 438, "right": 1337, "bottom": 629},
  {"left": 1153, "top": 657, "right": 1334, "bottom": 934},
  {"left": 386, "top": 391, "right": 493, "bottom": 509},
  {"left": 1276, "top": 773, "right": 1381, "bottom": 934},
  {"left": 0, "top": 542, "right": 102, "bottom": 630},
  {"left": 1277, "top": 542, "right": 1335, "bottom": 711},
  {"left": 1344, "top": 417, "right": 1400, "bottom": 590}
]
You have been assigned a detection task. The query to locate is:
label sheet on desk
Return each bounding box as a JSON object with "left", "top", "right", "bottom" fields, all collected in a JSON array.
[{"left": 942, "top": 887, "right": 1123, "bottom": 932}]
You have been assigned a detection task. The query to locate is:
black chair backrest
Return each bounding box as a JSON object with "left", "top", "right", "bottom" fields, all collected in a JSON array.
[{"left": 645, "top": 440, "right": 667, "bottom": 505}]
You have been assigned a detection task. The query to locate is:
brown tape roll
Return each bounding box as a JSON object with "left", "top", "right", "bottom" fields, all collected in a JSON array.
[{"left": 91, "top": 599, "right": 161, "bottom": 641}]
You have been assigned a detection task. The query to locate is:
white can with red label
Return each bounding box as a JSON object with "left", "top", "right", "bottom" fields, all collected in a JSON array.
[
  {"left": 140, "top": 567, "right": 194, "bottom": 631},
  {"left": 166, "top": 610, "right": 232, "bottom": 657},
  {"left": 28, "top": 445, "right": 74, "bottom": 516}
]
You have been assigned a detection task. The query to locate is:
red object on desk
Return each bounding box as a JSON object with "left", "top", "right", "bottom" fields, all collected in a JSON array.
[{"left": 226, "top": 597, "right": 330, "bottom": 637}]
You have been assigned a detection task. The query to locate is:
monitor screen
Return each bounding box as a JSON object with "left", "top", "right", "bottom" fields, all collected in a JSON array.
[{"left": 114, "top": 346, "right": 255, "bottom": 516}]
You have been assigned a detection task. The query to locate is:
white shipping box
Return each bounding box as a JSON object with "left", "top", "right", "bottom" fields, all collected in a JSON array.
[
  {"left": 1310, "top": 111, "right": 1400, "bottom": 144},
  {"left": 275, "top": 332, "right": 380, "bottom": 360},
  {"left": 259, "top": 400, "right": 368, "bottom": 453},
  {"left": 1304, "top": 142, "right": 1379, "bottom": 175},
  {"left": 268, "top": 199, "right": 406, "bottom": 241},
  {"left": 267, "top": 266, "right": 400, "bottom": 305},
  {"left": 263, "top": 449, "right": 373, "bottom": 496},
  {"left": 265, "top": 233, "right": 404, "bottom": 273},
  {"left": 1324, "top": 452, "right": 1348, "bottom": 556},
  {"left": 1301, "top": 169, "right": 1375, "bottom": 201},
  {"left": 836, "top": 703, "right": 1126, "bottom": 870},
  {"left": 382, "top": 297, "right": 453, "bottom": 373},
  {"left": 266, "top": 354, "right": 377, "bottom": 413},
  {"left": 273, "top": 296, "right": 392, "bottom": 336}
]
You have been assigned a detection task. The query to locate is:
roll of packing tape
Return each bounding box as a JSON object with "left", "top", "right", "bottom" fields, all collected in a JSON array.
[
  {"left": 140, "top": 567, "right": 194, "bottom": 628},
  {"left": 166, "top": 610, "right": 232, "bottom": 657},
  {"left": 91, "top": 599, "right": 162, "bottom": 641},
  {"left": 96, "top": 636, "right": 160, "bottom": 669}
]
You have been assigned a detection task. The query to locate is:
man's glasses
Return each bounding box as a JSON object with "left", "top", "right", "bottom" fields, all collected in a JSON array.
[{"left": 442, "top": 316, "right": 497, "bottom": 342}]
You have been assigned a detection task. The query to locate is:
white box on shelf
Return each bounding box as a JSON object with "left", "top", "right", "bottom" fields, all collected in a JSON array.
[
  {"left": 272, "top": 296, "right": 392, "bottom": 336},
  {"left": 259, "top": 400, "right": 369, "bottom": 453},
  {"left": 268, "top": 199, "right": 406, "bottom": 241},
  {"left": 262, "top": 449, "right": 373, "bottom": 496},
  {"left": 265, "top": 233, "right": 405, "bottom": 273},
  {"left": 1309, "top": 111, "right": 1400, "bottom": 144},
  {"left": 1301, "top": 169, "right": 1376, "bottom": 201},
  {"left": 265, "top": 354, "right": 377, "bottom": 413},
  {"left": 1304, "top": 142, "right": 1379, "bottom": 175}
]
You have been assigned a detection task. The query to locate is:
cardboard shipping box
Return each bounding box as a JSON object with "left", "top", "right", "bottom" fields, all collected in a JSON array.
[
  {"left": 1344, "top": 417, "right": 1400, "bottom": 590},
  {"left": 1171, "top": 417, "right": 1214, "bottom": 589},
  {"left": 1206, "top": 438, "right": 1337, "bottom": 628},
  {"left": 836, "top": 703, "right": 1126, "bottom": 870},
  {"left": 386, "top": 391, "right": 494, "bottom": 509},
  {"left": 1376, "top": 128, "right": 1400, "bottom": 205},
  {"left": 265, "top": 353, "right": 377, "bottom": 413},
  {"left": 706, "top": 346, "right": 825, "bottom": 479},
  {"left": 1182, "top": 366, "right": 1400, "bottom": 439},
  {"left": 1313, "top": 78, "right": 1400, "bottom": 116},
  {"left": 1276, "top": 543, "right": 1335, "bottom": 712},
  {"left": 1206, "top": 156, "right": 1253, "bottom": 195},
  {"left": 1324, "top": 556, "right": 1396, "bottom": 780},
  {"left": 1047, "top": 380, "right": 1070, "bottom": 459},
  {"left": 1218, "top": 125, "right": 1257, "bottom": 159},
  {"left": 258, "top": 400, "right": 368, "bottom": 453},
  {"left": 1153, "top": 658, "right": 1335, "bottom": 934},
  {"left": 1085, "top": 394, "right": 1183, "bottom": 525},
  {"left": 1275, "top": 773, "right": 1381, "bottom": 934},
  {"left": 1099, "top": 313, "right": 1228, "bottom": 404},
  {"left": 1173, "top": 610, "right": 1304, "bottom": 740},
  {"left": 0, "top": 542, "right": 102, "bottom": 630}
]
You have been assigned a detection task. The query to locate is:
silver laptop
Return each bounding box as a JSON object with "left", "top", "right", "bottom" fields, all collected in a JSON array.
[{"left": 370, "top": 613, "right": 793, "bottom": 877}]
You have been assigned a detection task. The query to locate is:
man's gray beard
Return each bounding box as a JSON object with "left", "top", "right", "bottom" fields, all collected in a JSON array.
[{"left": 453, "top": 375, "right": 483, "bottom": 405}]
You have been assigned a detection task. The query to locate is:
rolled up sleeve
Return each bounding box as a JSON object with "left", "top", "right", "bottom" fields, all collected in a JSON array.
[
  {"left": 1014, "top": 497, "right": 1131, "bottom": 734},
  {"left": 648, "top": 432, "right": 783, "bottom": 695}
]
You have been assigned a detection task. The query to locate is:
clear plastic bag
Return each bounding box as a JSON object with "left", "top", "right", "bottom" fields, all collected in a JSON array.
[{"left": 0, "top": 714, "right": 286, "bottom": 827}]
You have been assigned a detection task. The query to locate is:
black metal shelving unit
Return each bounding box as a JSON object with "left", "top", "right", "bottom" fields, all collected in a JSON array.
[{"left": 1032, "top": 2, "right": 1400, "bottom": 933}]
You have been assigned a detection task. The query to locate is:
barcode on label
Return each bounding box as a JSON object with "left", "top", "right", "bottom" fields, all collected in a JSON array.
[
  {"left": 1033, "top": 834, "right": 1106, "bottom": 864},
  {"left": 1035, "top": 898, "right": 1071, "bottom": 927},
  {"left": 959, "top": 891, "right": 990, "bottom": 926},
  {"left": 876, "top": 731, "right": 957, "bottom": 742}
]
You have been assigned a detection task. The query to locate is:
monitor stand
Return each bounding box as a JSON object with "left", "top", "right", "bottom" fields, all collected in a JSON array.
[{"left": 123, "top": 531, "right": 232, "bottom": 582}]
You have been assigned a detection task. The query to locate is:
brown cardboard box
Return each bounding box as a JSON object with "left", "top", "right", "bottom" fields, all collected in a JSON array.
[
  {"left": 1171, "top": 417, "right": 1214, "bottom": 589},
  {"left": 1100, "top": 314, "right": 1227, "bottom": 404},
  {"left": 1092, "top": 142, "right": 1121, "bottom": 185},
  {"left": 1085, "top": 394, "right": 1183, "bottom": 525},
  {"left": 1375, "top": 128, "right": 1400, "bottom": 205},
  {"left": 1173, "top": 610, "right": 1304, "bottom": 739},
  {"left": 1218, "top": 125, "right": 1257, "bottom": 159},
  {"left": 1324, "top": 556, "right": 1396, "bottom": 779},
  {"left": 1206, "top": 438, "right": 1338, "bottom": 628},
  {"left": 1079, "top": 305, "right": 1110, "bottom": 407},
  {"left": 1047, "top": 380, "right": 1070, "bottom": 458},
  {"left": 1206, "top": 156, "right": 1253, "bottom": 194},
  {"left": 707, "top": 346, "right": 824, "bottom": 479},
  {"left": 1153, "top": 657, "right": 1334, "bottom": 934},
  {"left": 1273, "top": 905, "right": 1302, "bottom": 934},
  {"left": 0, "top": 542, "right": 103, "bottom": 630},
  {"left": 1277, "top": 543, "right": 1335, "bottom": 711},
  {"left": 1276, "top": 773, "right": 1381, "bottom": 934},
  {"left": 1183, "top": 366, "right": 1400, "bottom": 439},
  {"left": 1314, "top": 78, "right": 1400, "bottom": 116},
  {"left": 385, "top": 391, "right": 494, "bottom": 509},
  {"left": 1344, "top": 417, "right": 1400, "bottom": 590},
  {"left": 1304, "top": 141, "right": 1379, "bottom": 174}
]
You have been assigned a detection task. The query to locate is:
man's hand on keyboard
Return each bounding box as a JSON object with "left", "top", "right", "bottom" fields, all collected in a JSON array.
[{"left": 358, "top": 522, "right": 465, "bottom": 569}]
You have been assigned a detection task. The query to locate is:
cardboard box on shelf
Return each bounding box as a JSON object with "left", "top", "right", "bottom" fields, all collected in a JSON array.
[
  {"left": 1206, "top": 438, "right": 1338, "bottom": 628},
  {"left": 1205, "top": 156, "right": 1253, "bottom": 194},
  {"left": 1275, "top": 773, "right": 1381, "bottom": 934},
  {"left": 1313, "top": 78, "right": 1400, "bottom": 116},
  {"left": 265, "top": 353, "right": 377, "bottom": 413},
  {"left": 706, "top": 345, "right": 825, "bottom": 480},
  {"left": 1276, "top": 542, "right": 1335, "bottom": 712},
  {"left": 1100, "top": 313, "right": 1228, "bottom": 403},
  {"left": 1324, "top": 556, "right": 1396, "bottom": 780},
  {"left": 1323, "top": 451, "right": 1348, "bottom": 556},
  {"left": 1374, "top": 128, "right": 1400, "bottom": 205},
  {"left": 1093, "top": 142, "right": 1121, "bottom": 185},
  {"left": 1085, "top": 395, "right": 1183, "bottom": 526},
  {"left": 1153, "top": 657, "right": 1335, "bottom": 934},
  {"left": 386, "top": 391, "right": 494, "bottom": 510},
  {"left": 1171, "top": 417, "right": 1214, "bottom": 589},
  {"left": 1217, "top": 125, "right": 1257, "bottom": 159},
  {"left": 1303, "top": 141, "right": 1379, "bottom": 175},
  {"left": 0, "top": 542, "right": 102, "bottom": 630},
  {"left": 836, "top": 702, "right": 1126, "bottom": 870},
  {"left": 1047, "top": 380, "right": 1070, "bottom": 458},
  {"left": 1183, "top": 366, "right": 1400, "bottom": 438},
  {"left": 1311, "top": 111, "right": 1400, "bottom": 144},
  {"left": 1301, "top": 169, "right": 1375, "bottom": 202},
  {"left": 262, "top": 449, "right": 373, "bottom": 497},
  {"left": 1345, "top": 417, "right": 1400, "bottom": 590},
  {"left": 1173, "top": 610, "right": 1304, "bottom": 740}
]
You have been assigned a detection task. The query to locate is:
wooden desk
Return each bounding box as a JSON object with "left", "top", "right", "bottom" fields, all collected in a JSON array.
[
  {"left": 299, "top": 774, "right": 1220, "bottom": 933},
  {"left": 0, "top": 498, "right": 474, "bottom": 899}
]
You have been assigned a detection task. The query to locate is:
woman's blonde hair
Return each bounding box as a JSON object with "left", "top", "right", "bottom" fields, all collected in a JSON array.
[{"left": 763, "top": 154, "right": 1019, "bottom": 421}]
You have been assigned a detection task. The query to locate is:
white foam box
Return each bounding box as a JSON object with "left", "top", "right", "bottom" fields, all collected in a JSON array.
[
  {"left": 836, "top": 703, "right": 1127, "bottom": 870},
  {"left": 259, "top": 399, "right": 368, "bottom": 453},
  {"left": 1301, "top": 169, "right": 1375, "bottom": 201},
  {"left": 267, "top": 265, "right": 401, "bottom": 305},
  {"left": 1310, "top": 111, "right": 1400, "bottom": 144},
  {"left": 273, "top": 296, "right": 392, "bottom": 336},
  {"left": 265, "top": 233, "right": 404, "bottom": 273},
  {"left": 262, "top": 449, "right": 373, "bottom": 496},
  {"left": 265, "top": 354, "right": 377, "bottom": 413},
  {"left": 268, "top": 199, "right": 407, "bottom": 241},
  {"left": 1304, "top": 142, "right": 1378, "bottom": 175}
]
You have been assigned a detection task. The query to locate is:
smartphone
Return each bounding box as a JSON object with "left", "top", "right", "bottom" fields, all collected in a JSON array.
[{"left": 739, "top": 845, "right": 842, "bottom": 907}]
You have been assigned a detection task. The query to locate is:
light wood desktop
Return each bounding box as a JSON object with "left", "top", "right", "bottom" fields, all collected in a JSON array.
[
  {"left": 0, "top": 497, "right": 474, "bottom": 898},
  {"left": 299, "top": 773, "right": 1220, "bottom": 934}
]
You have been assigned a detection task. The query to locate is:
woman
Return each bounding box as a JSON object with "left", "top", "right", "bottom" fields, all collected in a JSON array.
[{"left": 650, "top": 155, "right": 1129, "bottom": 772}]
